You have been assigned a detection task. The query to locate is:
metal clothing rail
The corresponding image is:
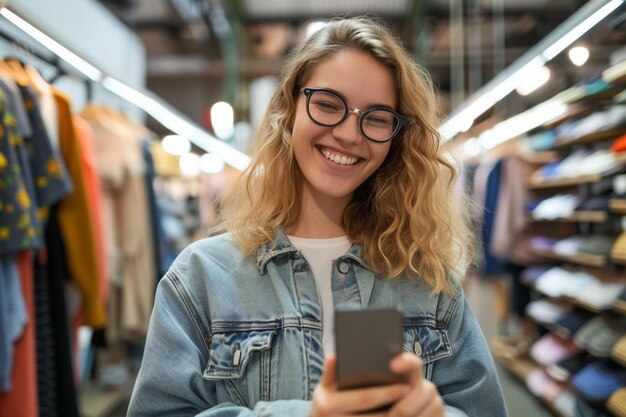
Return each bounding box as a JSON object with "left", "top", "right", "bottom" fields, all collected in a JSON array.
[
  {"left": 0, "top": 27, "right": 97, "bottom": 99},
  {"left": 0, "top": 4, "right": 251, "bottom": 171}
]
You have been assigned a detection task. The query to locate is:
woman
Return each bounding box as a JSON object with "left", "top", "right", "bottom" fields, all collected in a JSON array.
[{"left": 128, "top": 16, "right": 508, "bottom": 417}]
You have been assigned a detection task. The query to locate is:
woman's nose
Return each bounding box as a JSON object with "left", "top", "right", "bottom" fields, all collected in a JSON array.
[{"left": 331, "top": 109, "right": 363, "bottom": 144}]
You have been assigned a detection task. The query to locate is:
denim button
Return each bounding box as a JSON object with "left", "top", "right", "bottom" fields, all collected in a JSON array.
[
  {"left": 338, "top": 262, "right": 350, "bottom": 274},
  {"left": 414, "top": 341, "right": 423, "bottom": 356}
]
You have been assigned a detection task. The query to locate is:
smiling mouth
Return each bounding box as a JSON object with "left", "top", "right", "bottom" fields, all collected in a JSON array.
[{"left": 317, "top": 146, "right": 361, "bottom": 166}]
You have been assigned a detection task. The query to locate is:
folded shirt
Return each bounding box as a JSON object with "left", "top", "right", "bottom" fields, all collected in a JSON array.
[
  {"left": 554, "top": 236, "right": 586, "bottom": 256},
  {"left": 579, "top": 235, "right": 617, "bottom": 256}
]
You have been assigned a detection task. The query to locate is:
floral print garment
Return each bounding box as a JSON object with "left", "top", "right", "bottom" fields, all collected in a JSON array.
[
  {"left": 0, "top": 88, "right": 39, "bottom": 253},
  {"left": 19, "top": 85, "right": 72, "bottom": 213}
]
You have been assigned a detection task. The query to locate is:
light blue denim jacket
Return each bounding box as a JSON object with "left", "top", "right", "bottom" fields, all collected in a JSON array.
[{"left": 128, "top": 230, "right": 508, "bottom": 417}]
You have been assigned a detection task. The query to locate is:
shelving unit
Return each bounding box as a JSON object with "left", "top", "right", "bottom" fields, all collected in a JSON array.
[
  {"left": 530, "top": 249, "right": 607, "bottom": 268},
  {"left": 610, "top": 198, "right": 626, "bottom": 214},
  {"left": 497, "top": 56, "right": 626, "bottom": 417},
  {"left": 550, "top": 129, "right": 626, "bottom": 150},
  {"left": 494, "top": 355, "right": 567, "bottom": 417},
  {"left": 526, "top": 211, "right": 608, "bottom": 223}
]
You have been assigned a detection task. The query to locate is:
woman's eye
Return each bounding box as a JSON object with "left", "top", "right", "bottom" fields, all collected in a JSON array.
[
  {"left": 366, "top": 116, "right": 392, "bottom": 126},
  {"left": 313, "top": 101, "right": 342, "bottom": 112}
]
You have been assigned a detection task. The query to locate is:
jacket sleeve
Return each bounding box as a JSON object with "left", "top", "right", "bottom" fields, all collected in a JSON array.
[
  {"left": 434, "top": 288, "right": 509, "bottom": 417},
  {"left": 127, "top": 274, "right": 312, "bottom": 417}
]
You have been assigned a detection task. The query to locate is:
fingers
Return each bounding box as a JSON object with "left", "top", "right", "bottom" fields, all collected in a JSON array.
[
  {"left": 331, "top": 384, "right": 411, "bottom": 415},
  {"left": 319, "top": 354, "right": 337, "bottom": 388},
  {"left": 390, "top": 352, "right": 423, "bottom": 386},
  {"left": 389, "top": 380, "right": 444, "bottom": 417}
]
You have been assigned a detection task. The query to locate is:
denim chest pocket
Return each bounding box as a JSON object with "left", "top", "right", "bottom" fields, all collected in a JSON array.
[
  {"left": 402, "top": 322, "right": 452, "bottom": 381},
  {"left": 203, "top": 329, "right": 275, "bottom": 407}
]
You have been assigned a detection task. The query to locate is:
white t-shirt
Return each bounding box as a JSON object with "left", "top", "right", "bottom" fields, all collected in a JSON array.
[{"left": 287, "top": 235, "right": 352, "bottom": 354}]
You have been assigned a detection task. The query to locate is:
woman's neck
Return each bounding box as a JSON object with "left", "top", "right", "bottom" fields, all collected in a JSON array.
[{"left": 286, "top": 186, "right": 350, "bottom": 238}]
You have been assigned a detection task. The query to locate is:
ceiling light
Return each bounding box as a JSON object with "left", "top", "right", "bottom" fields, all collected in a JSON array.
[
  {"left": 101, "top": 76, "right": 251, "bottom": 170},
  {"left": 542, "top": 0, "right": 623, "bottom": 60},
  {"left": 306, "top": 21, "right": 328, "bottom": 38},
  {"left": 200, "top": 153, "right": 226, "bottom": 174},
  {"left": 162, "top": 135, "right": 191, "bottom": 156},
  {"left": 516, "top": 66, "right": 551, "bottom": 96},
  {"left": 480, "top": 100, "right": 567, "bottom": 149},
  {"left": 179, "top": 153, "right": 201, "bottom": 177},
  {"left": 210, "top": 101, "right": 234, "bottom": 141},
  {"left": 569, "top": 46, "right": 590, "bottom": 66}
]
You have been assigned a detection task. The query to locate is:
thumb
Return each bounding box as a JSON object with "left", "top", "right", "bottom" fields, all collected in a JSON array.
[{"left": 320, "top": 354, "right": 337, "bottom": 388}]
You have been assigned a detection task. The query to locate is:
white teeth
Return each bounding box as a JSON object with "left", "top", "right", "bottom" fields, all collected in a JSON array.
[{"left": 321, "top": 147, "right": 358, "bottom": 166}]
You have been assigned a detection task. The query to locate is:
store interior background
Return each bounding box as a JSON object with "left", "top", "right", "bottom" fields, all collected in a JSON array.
[{"left": 1, "top": 0, "right": 626, "bottom": 416}]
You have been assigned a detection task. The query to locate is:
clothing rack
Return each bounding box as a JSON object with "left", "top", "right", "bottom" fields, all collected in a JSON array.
[
  {"left": 0, "top": 27, "right": 95, "bottom": 100},
  {"left": 0, "top": 4, "right": 250, "bottom": 170}
]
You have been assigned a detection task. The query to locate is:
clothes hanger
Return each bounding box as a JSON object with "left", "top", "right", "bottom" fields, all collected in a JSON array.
[{"left": 4, "top": 57, "right": 33, "bottom": 86}]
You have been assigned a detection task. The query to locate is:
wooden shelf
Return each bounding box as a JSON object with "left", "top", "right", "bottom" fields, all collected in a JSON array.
[
  {"left": 614, "top": 299, "right": 626, "bottom": 316},
  {"left": 550, "top": 128, "right": 626, "bottom": 150},
  {"left": 603, "top": 60, "right": 626, "bottom": 85},
  {"left": 526, "top": 211, "right": 608, "bottom": 223},
  {"left": 528, "top": 155, "right": 626, "bottom": 189},
  {"left": 563, "top": 296, "right": 603, "bottom": 315},
  {"left": 531, "top": 249, "right": 607, "bottom": 268},
  {"left": 495, "top": 356, "right": 566, "bottom": 417},
  {"left": 542, "top": 104, "right": 595, "bottom": 130},
  {"left": 570, "top": 84, "right": 626, "bottom": 103},
  {"left": 528, "top": 174, "right": 602, "bottom": 189},
  {"left": 610, "top": 198, "right": 626, "bottom": 214},
  {"left": 613, "top": 255, "right": 626, "bottom": 266},
  {"left": 612, "top": 350, "right": 626, "bottom": 368}
]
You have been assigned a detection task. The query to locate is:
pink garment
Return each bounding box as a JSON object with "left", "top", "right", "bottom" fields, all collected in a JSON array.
[
  {"left": 490, "top": 155, "right": 557, "bottom": 265},
  {"left": 530, "top": 333, "right": 579, "bottom": 366}
]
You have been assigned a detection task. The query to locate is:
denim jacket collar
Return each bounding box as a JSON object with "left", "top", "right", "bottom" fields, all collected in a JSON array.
[{"left": 254, "top": 228, "right": 373, "bottom": 274}]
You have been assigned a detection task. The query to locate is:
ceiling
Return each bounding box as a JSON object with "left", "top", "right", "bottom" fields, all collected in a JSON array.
[{"left": 99, "top": 0, "right": 625, "bottom": 135}]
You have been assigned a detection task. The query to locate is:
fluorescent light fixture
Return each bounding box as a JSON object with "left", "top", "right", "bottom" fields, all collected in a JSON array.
[
  {"left": 101, "top": 76, "right": 251, "bottom": 171},
  {"left": 439, "top": 0, "right": 624, "bottom": 141},
  {"left": 439, "top": 57, "right": 545, "bottom": 139},
  {"left": 479, "top": 100, "right": 567, "bottom": 150},
  {"left": 0, "top": 6, "right": 102, "bottom": 81},
  {"left": 542, "top": 0, "right": 623, "bottom": 60},
  {"left": 569, "top": 46, "right": 590, "bottom": 66},
  {"left": 162, "top": 134, "right": 191, "bottom": 155},
  {"left": 516, "top": 66, "right": 551, "bottom": 96}
]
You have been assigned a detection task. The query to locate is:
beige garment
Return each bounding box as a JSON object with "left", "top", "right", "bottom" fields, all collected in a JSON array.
[
  {"left": 26, "top": 66, "right": 59, "bottom": 149},
  {"left": 82, "top": 107, "right": 156, "bottom": 341}
]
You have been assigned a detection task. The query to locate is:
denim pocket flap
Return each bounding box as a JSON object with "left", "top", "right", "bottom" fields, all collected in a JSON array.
[
  {"left": 204, "top": 329, "right": 274, "bottom": 379},
  {"left": 402, "top": 324, "right": 452, "bottom": 364}
]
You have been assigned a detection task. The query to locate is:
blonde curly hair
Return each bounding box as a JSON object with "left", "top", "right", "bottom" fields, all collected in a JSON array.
[{"left": 218, "top": 16, "right": 475, "bottom": 294}]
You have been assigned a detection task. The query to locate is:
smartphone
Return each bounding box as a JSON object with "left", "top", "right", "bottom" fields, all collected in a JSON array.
[{"left": 334, "top": 308, "right": 405, "bottom": 391}]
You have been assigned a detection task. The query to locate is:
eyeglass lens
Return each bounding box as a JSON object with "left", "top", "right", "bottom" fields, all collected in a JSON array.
[{"left": 307, "top": 90, "right": 398, "bottom": 142}]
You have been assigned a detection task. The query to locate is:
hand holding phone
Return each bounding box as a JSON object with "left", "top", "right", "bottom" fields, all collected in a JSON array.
[{"left": 334, "top": 308, "right": 405, "bottom": 390}]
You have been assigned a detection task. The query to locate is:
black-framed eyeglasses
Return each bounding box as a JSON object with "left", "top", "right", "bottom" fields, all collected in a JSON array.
[{"left": 300, "top": 87, "right": 409, "bottom": 143}]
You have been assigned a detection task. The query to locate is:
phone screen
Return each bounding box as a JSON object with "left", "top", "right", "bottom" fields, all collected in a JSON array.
[{"left": 334, "top": 308, "right": 404, "bottom": 390}]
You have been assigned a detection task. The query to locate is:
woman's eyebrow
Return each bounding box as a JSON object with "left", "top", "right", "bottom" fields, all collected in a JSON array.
[{"left": 313, "top": 86, "right": 397, "bottom": 110}]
